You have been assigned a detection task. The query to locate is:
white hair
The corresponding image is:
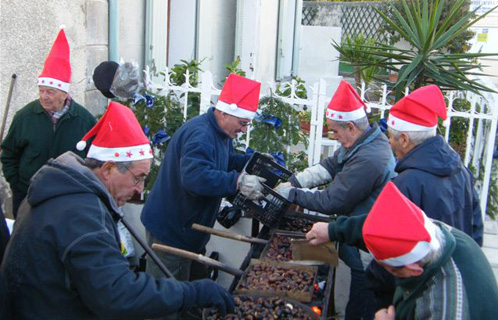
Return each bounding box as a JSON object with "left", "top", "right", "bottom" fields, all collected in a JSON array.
[
  {"left": 388, "top": 127, "right": 436, "bottom": 146},
  {"left": 334, "top": 116, "right": 370, "bottom": 132}
]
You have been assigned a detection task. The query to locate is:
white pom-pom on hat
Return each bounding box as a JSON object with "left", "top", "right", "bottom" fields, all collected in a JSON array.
[
  {"left": 229, "top": 103, "right": 238, "bottom": 111},
  {"left": 76, "top": 140, "right": 87, "bottom": 151}
]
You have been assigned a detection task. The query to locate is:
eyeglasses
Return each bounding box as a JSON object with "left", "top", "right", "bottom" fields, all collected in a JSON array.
[
  {"left": 238, "top": 120, "right": 252, "bottom": 128},
  {"left": 125, "top": 167, "right": 147, "bottom": 186}
]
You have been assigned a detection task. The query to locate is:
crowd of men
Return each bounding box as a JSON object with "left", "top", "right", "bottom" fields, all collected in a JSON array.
[{"left": 0, "top": 27, "right": 497, "bottom": 320}]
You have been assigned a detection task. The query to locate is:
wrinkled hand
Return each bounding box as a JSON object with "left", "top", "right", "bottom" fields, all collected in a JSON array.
[
  {"left": 375, "top": 306, "right": 395, "bottom": 320},
  {"left": 274, "top": 182, "right": 293, "bottom": 200},
  {"left": 306, "top": 222, "right": 331, "bottom": 246},
  {"left": 237, "top": 172, "right": 266, "bottom": 200},
  {"left": 192, "top": 279, "right": 235, "bottom": 316}
]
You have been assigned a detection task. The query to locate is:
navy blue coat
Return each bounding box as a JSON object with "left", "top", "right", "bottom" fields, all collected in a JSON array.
[
  {"left": 392, "top": 135, "right": 483, "bottom": 245},
  {"left": 1, "top": 152, "right": 206, "bottom": 319},
  {"left": 141, "top": 108, "right": 249, "bottom": 253}
]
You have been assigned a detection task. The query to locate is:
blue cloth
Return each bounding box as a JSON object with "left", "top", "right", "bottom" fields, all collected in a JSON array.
[
  {"left": 254, "top": 113, "right": 282, "bottom": 130},
  {"left": 393, "top": 135, "right": 483, "bottom": 246},
  {"left": 141, "top": 108, "right": 250, "bottom": 253},
  {"left": 1, "top": 152, "right": 210, "bottom": 319}
]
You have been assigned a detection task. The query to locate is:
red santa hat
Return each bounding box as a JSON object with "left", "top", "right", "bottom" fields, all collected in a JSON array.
[
  {"left": 326, "top": 80, "right": 367, "bottom": 121},
  {"left": 37, "top": 27, "right": 71, "bottom": 92},
  {"left": 215, "top": 73, "right": 261, "bottom": 119},
  {"left": 362, "top": 182, "right": 441, "bottom": 267},
  {"left": 76, "top": 101, "right": 153, "bottom": 162},
  {"left": 388, "top": 85, "right": 447, "bottom": 132}
]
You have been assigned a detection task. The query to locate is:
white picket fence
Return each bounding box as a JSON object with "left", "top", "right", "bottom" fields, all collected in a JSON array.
[{"left": 144, "top": 68, "right": 498, "bottom": 215}]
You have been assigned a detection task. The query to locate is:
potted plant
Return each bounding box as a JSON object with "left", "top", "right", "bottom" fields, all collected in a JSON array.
[{"left": 298, "top": 110, "right": 328, "bottom": 137}]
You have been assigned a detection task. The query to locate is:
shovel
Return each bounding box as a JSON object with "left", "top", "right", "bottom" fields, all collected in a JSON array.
[
  {"left": 191, "top": 223, "right": 268, "bottom": 245},
  {"left": 152, "top": 243, "right": 244, "bottom": 277},
  {"left": 290, "top": 238, "right": 339, "bottom": 266}
]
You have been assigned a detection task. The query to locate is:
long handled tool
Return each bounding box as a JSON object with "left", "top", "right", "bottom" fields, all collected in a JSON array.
[
  {"left": 192, "top": 223, "right": 268, "bottom": 245},
  {"left": 119, "top": 217, "right": 174, "bottom": 278},
  {"left": 152, "top": 243, "right": 244, "bottom": 277},
  {"left": 1, "top": 74, "right": 17, "bottom": 144}
]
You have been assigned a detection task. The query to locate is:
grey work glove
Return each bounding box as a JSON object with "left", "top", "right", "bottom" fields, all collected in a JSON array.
[
  {"left": 294, "top": 164, "right": 332, "bottom": 188},
  {"left": 275, "top": 182, "right": 294, "bottom": 200},
  {"left": 237, "top": 172, "right": 266, "bottom": 200},
  {"left": 191, "top": 279, "right": 235, "bottom": 316}
]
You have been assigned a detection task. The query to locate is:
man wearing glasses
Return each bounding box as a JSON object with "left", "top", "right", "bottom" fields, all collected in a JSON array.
[
  {"left": 1, "top": 101, "right": 234, "bottom": 319},
  {"left": 141, "top": 73, "right": 265, "bottom": 320}
]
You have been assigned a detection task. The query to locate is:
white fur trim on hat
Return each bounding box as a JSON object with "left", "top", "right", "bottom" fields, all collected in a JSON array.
[
  {"left": 38, "top": 77, "right": 70, "bottom": 93},
  {"left": 215, "top": 100, "right": 256, "bottom": 120},
  {"left": 387, "top": 114, "right": 436, "bottom": 132},
  {"left": 87, "top": 144, "right": 153, "bottom": 162},
  {"left": 376, "top": 213, "right": 441, "bottom": 267},
  {"left": 326, "top": 107, "right": 366, "bottom": 122}
]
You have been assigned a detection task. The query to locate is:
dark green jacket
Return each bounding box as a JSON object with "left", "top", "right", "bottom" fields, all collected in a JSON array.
[
  {"left": 1, "top": 99, "right": 96, "bottom": 194},
  {"left": 328, "top": 215, "right": 498, "bottom": 319}
]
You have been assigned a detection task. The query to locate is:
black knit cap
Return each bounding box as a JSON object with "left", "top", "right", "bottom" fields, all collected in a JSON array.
[{"left": 93, "top": 61, "right": 119, "bottom": 98}]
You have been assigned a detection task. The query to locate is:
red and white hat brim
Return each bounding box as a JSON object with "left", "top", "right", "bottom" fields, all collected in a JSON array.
[
  {"left": 38, "top": 77, "right": 70, "bottom": 93},
  {"left": 388, "top": 114, "right": 436, "bottom": 132},
  {"left": 215, "top": 100, "right": 256, "bottom": 120},
  {"left": 376, "top": 213, "right": 441, "bottom": 267},
  {"left": 87, "top": 144, "right": 153, "bottom": 162},
  {"left": 326, "top": 107, "right": 366, "bottom": 122}
]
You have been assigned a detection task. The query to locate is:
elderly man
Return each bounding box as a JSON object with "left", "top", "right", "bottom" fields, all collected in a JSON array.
[
  {"left": 307, "top": 182, "right": 498, "bottom": 320},
  {"left": 1, "top": 28, "right": 96, "bottom": 217},
  {"left": 1, "top": 102, "right": 234, "bottom": 319},
  {"left": 277, "top": 80, "right": 396, "bottom": 320},
  {"left": 387, "top": 85, "right": 483, "bottom": 244},
  {"left": 141, "top": 73, "right": 265, "bottom": 319}
]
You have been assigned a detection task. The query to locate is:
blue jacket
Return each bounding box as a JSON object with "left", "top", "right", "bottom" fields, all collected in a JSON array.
[
  {"left": 141, "top": 108, "right": 249, "bottom": 253},
  {"left": 289, "top": 123, "right": 396, "bottom": 216},
  {"left": 392, "top": 135, "right": 483, "bottom": 246},
  {"left": 0, "top": 152, "right": 207, "bottom": 319}
]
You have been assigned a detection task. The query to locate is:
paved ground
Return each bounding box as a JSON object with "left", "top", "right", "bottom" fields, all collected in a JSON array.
[{"left": 483, "top": 217, "right": 498, "bottom": 284}]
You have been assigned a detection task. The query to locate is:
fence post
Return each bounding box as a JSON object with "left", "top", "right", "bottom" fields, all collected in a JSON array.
[
  {"left": 310, "top": 79, "right": 328, "bottom": 166},
  {"left": 200, "top": 71, "right": 213, "bottom": 115},
  {"left": 479, "top": 94, "right": 498, "bottom": 215}
]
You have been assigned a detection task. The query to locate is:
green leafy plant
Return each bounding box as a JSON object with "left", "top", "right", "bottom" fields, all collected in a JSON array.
[
  {"left": 333, "top": 33, "right": 381, "bottom": 87},
  {"left": 351, "top": 0, "right": 497, "bottom": 100},
  {"left": 224, "top": 56, "right": 246, "bottom": 77}
]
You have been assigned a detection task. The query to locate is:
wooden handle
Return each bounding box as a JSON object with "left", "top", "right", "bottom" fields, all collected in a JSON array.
[
  {"left": 192, "top": 223, "right": 268, "bottom": 245},
  {"left": 152, "top": 243, "right": 244, "bottom": 276}
]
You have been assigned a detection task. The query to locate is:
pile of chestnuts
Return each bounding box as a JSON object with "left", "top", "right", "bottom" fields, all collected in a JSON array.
[
  {"left": 205, "top": 295, "right": 316, "bottom": 320},
  {"left": 237, "top": 263, "right": 315, "bottom": 294}
]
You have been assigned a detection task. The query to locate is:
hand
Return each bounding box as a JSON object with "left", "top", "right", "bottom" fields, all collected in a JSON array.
[
  {"left": 375, "top": 306, "right": 395, "bottom": 320},
  {"left": 306, "top": 222, "right": 331, "bottom": 246},
  {"left": 274, "top": 182, "right": 293, "bottom": 200},
  {"left": 192, "top": 279, "right": 235, "bottom": 316},
  {"left": 237, "top": 172, "right": 266, "bottom": 200}
]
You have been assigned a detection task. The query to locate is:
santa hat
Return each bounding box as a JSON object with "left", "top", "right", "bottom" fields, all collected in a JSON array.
[
  {"left": 388, "top": 85, "right": 447, "bottom": 132},
  {"left": 362, "top": 182, "right": 440, "bottom": 267},
  {"left": 93, "top": 61, "right": 119, "bottom": 98},
  {"left": 76, "top": 101, "right": 153, "bottom": 162},
  {"left": 215, "top": 74, "right": 261, "bottom": 119},
  {"left": 37, "top": 27, "right": 71, "bottom": 92},
  {"left": 326, "top": 80, "right": 367, "bottom": 121}
]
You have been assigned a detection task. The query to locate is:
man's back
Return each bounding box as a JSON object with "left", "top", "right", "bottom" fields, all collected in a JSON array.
[{"left": 393, "top": 135, "right": 482, "bottom": 244}]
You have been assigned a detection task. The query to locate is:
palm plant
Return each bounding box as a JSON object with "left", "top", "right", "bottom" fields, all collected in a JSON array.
[{"left": 355, "top": 0, "right": 497, "bottom": 100}]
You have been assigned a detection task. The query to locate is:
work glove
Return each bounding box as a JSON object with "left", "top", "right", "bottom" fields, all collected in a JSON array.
[
  {"left": 293, "top": 164, "right": 332, "bottom": 188},
  {"left": 191, "top": 279, "right": 235, "bottom": 316},
  {"left": 275, "top": 182, "right": 294, "bottom": 200},
  {"left": 237, "top": 172, "right": 266, "bottom": 200}
]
